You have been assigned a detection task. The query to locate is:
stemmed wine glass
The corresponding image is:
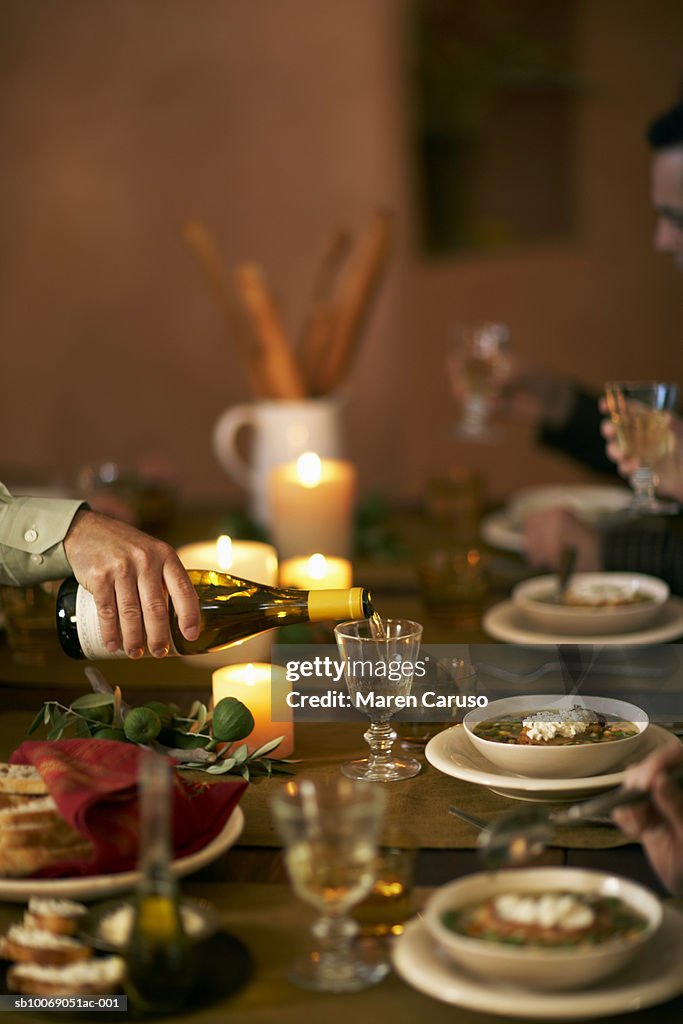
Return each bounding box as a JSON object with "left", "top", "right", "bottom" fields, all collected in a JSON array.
[
  {"left": 334, "top": 618, "right": 423, "bottom": 782},
  {"left": 604, "top": 380, "right": 679, "bottom": 514},
  {"left": 448, "top": 322, "right": 513, "bottom": 441},
  {"left": 270, "top": 777, "right": 388, "bottom": 992}
]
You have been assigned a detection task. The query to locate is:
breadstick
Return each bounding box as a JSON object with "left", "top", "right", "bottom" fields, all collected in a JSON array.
[
  {"left": 233, "top": 263, "right": 307, "bottom": 399},
  {"left": 314, "top": 209, "right": 393, "bottom": 395},
  {"left": 181, "top": 220, "right": 267, "bottom": 397}
]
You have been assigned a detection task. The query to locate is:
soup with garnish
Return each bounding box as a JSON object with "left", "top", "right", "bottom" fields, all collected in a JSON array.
[
  {"left": 442, "top": 891, "right": 648, "bottom": 948},
  {"left": 472, "top": 706, "right": 639, "bottom": 746}
]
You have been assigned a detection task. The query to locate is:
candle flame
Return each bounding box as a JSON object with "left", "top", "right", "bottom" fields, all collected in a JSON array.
[
  {"left": 217, "top": 535, "right": 233, "bottom": 570},
  {"left": 307, "top": 553, "right": 328, "bottom": 580},
  {"left": 297, "top": 451, "right": 322, "bottom": 488},
  {"left": 244, "top": 663, "right": 257, "bottom": 685}
]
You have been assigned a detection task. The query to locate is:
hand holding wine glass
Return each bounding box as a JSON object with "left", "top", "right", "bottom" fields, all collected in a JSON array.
[
  {"left": 448, "top": 322, "right": 512, "bottom": 440},
  {"left": 270, "top": 777, "right": 388, "bottom": 992},
  {"left": 600, "top": 398, "right": 683, "bottom": 504},
  {"left": 604, "top": 381, "right": 679, "bottom": 514}
]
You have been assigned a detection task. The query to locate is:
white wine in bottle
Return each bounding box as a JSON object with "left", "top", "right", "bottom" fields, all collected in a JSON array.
[{"left": 56, "top": 570, "right": 373, "bottom": 660}]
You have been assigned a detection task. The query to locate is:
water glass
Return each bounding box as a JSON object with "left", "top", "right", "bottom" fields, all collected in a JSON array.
[
  {"left": 448, "top": 322, "right": 512, "bottom": 440},
  {"left": 270, "top": 777, "right": 388, "bottom": 992}
]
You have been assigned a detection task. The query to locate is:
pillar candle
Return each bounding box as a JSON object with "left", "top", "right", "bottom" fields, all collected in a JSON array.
[
  {"left": 280, "top": 553, "right": 353, "bottom": 589},
  {"left": 212, "top": 662, "right": 294, "bottom": 757},
  {"left": 268, "top": 453, "right": 356, "bottom": 558},
  {"left": 176, "top": 536, "right": 278, "bottom": 584}
]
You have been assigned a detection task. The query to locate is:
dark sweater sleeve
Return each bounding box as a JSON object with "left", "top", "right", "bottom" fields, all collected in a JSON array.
[
  {"left": 602, "top": 514, "right": 683, "bottom": 597},
  {"left": 538, "top": 388, "right": 617, "bottom": 477}
]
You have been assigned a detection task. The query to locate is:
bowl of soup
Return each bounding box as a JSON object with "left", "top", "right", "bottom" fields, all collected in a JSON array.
[
  {"left": 422, "top": 867, "right": 661, "bottom": 991},
  {"left": 464, "top": 695, "right": 648, "bottom": 778},
  {"left": 512, "top": 572, "right": 669, "bottom": 635}
]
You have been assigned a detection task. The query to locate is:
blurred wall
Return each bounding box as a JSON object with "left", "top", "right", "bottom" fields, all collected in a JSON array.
[{"left": 0, "top": 0, "right": 680, "bottom": 512}]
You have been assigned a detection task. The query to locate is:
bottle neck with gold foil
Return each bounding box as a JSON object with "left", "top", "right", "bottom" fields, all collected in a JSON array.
[{"left": 307, "top": 587, "right": 373, "bottom": 622}]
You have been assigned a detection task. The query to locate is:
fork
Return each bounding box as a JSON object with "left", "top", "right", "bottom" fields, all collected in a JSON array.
[{"left": 448, "top": 804, "right": 616, "bottom": 831}]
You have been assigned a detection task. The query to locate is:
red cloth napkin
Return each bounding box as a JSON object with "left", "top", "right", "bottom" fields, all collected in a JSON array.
[{"left": 10, "top": 739, "right": 247, "bottom": 878}]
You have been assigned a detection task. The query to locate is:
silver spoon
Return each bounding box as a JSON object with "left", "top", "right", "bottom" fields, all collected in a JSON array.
[{"left": 456, "top": 763, "right": 683, "bottom": 869}]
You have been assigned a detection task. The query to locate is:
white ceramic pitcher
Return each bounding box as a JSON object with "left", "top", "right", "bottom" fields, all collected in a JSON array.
[{"left": 213, "top": 398, "right": 344, "bottom": 526}]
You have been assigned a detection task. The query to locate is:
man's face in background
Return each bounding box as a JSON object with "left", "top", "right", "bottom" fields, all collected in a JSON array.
[{"left": 651, "top": 146, "right": 683, "bottom": 270}]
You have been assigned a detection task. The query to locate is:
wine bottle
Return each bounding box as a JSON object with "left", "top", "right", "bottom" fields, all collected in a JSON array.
[
  {"left": 124, "top": 752, "right": 196, "bottom": 1013},
  {"left": 56, "top": 570, "right": 373, "bottom": 660}
]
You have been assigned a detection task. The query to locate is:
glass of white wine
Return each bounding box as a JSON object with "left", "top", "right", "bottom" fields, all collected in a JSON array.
[
  {"left": 270, "top": 777, "right": 388, "bottom": 992},
  {"left": 604, "top": 380, "right": 679, "bottom": 514},
  {"left": 448, "top": 322, "right": 513, "bottom": 441},
  {"left": 334, "top": 618, "right": 423, "bottom": 782}
]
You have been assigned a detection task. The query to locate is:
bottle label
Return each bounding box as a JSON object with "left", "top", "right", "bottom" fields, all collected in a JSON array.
[
  {"left": 75, "top": 587, "right": 178, "bottom": 659},
  {"left": 76, "top": 587, "right": 127, "bottom": 659}
]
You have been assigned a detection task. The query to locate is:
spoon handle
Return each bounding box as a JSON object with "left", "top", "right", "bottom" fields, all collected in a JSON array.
[{"left": 553, "top": 763, "right": 683, "bottom": 824}]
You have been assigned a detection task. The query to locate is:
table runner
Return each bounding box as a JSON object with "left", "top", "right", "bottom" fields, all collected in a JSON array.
[
  {"left": 0, "top": 711, "right": 629, "bottom": 851},
  {"left": 238, "top": 722, "right": 630, "bottom": 850}
]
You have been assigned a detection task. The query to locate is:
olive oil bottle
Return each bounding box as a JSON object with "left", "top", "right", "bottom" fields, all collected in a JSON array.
[
  {"left": 124, "top": 753, "right": 196, "bottom": 1013},
  {"left": 56, "top": 571, "right": 373, "bottom": 659}
]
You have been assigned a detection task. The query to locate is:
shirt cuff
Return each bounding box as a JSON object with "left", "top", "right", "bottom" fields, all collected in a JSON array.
[{"left": 0, "top": 497, "right": 88, "bottom": 585}]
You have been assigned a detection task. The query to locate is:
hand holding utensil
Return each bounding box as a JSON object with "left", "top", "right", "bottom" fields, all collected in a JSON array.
[{"left": 457, "top": 763, "right": 683, "bottom": 869}]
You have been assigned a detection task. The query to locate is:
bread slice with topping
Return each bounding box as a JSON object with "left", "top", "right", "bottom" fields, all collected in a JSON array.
[
  {"left": 7, "top": 956, "right": 124, "bottom": 996},
  {"left": 24, "top": 898, "right": 88, "bottom": 936},
  {"left": 0, "top": 765, "right": 47, "bottom": 795},
  {"left": 0, "top": 925, "right": 92, "bottom": 967},
  {"left": 0, "top": 819, "right": 83, "bottom": 852},
  {"left": 0, "top": 839, "right": 93, "bottom": 878},
  {"left": 0, "top": 796, "right": 58, "bottom": 829}
]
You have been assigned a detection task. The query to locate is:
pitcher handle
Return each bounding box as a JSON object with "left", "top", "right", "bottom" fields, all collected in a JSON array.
[{"left": 213, "top": 404, "right": 256, "bottom": 491}]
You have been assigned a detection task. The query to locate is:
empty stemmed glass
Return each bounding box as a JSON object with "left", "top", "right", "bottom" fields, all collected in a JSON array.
[
  {"left": 334, "top": 618, "right": 423, "bottom": 782},
  {"left": 604, "top": 380, "right": 679, "bottom": 514},
  {"left": 270, "top": 777, "right": 388, "bottom": 992},
  {"left": 448, "top": 322, "right": 513, "bottom": 441}
]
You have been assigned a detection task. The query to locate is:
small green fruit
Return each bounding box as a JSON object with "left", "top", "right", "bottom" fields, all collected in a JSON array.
[
  {"left": 143, "top": 701, "right": 174, "bottom": 729},
  {"left": 123, "top": 706, "right": 162, "bottom": 744},
  {"left": 92, "top": 727, "right": 127, "bottom": 742},
  {"left": 211, "top": 697, "right": 254, "bottom": 742}
]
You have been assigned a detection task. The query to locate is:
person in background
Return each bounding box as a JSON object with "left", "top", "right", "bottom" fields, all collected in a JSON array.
[
  {"left": 0, "top": 484, "right": 200, "bottom": 659},
  {"left": 511, "top": 93, "right": 683, "bottom": 590},
  {"left": 613, "top": 745, "right": 683, "bottom": 896}
]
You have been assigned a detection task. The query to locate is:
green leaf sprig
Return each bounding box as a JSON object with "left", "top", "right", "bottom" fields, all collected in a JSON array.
[{"left": 27, "top": 674, "right": 297, "bottom": 781}]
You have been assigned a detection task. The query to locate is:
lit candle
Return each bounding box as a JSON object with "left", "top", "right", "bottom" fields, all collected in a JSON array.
[
  {"left": 176, "top": 537, "right": 278, "bottom": 667},
  {"left": 176, "top": 536, "right": 278, "bottom": 583},
  {"left": 212, "top": 662, "right": 294, "bottom": 757},
  {"left": 280, "top": 553, "right": 353, "bottom": 589},
  {"left": 268, "top": 453, "right": 356, "bottom": 558}
]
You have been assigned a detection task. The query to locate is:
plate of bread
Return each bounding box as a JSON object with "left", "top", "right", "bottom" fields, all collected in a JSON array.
[
  {"left": 1, "top": 896, "right": 125, "bottom": 997},
  {"left": 0, "top": 763, "right": 245, "bottom": 902}
]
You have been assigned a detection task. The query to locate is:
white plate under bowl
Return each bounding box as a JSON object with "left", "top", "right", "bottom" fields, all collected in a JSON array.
[
  {"left": 392, "top": 908, "right": 683, "bottom": 1021},
  {"left": 0, "top": 806, "right": 244, "bottom": 903},
  {"left": 425, "top": 723, "right": 680, "bottom": 801},
  {"left": 482, "top": 596, "right": 683, "bottom": 646},
  {"left": 512, "top": 572, "right": 669, "bottom": 636},
  {"left": 481, "top": 485, "right": 632, "bottom": 553}
]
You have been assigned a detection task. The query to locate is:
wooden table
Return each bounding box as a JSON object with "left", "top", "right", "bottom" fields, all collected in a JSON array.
[
  {"left": 0, "top": 501, "right": 681, "bottom": 1021},
  {"left": 1, "top": 703, "right": 682, "bottom": 1023}
]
